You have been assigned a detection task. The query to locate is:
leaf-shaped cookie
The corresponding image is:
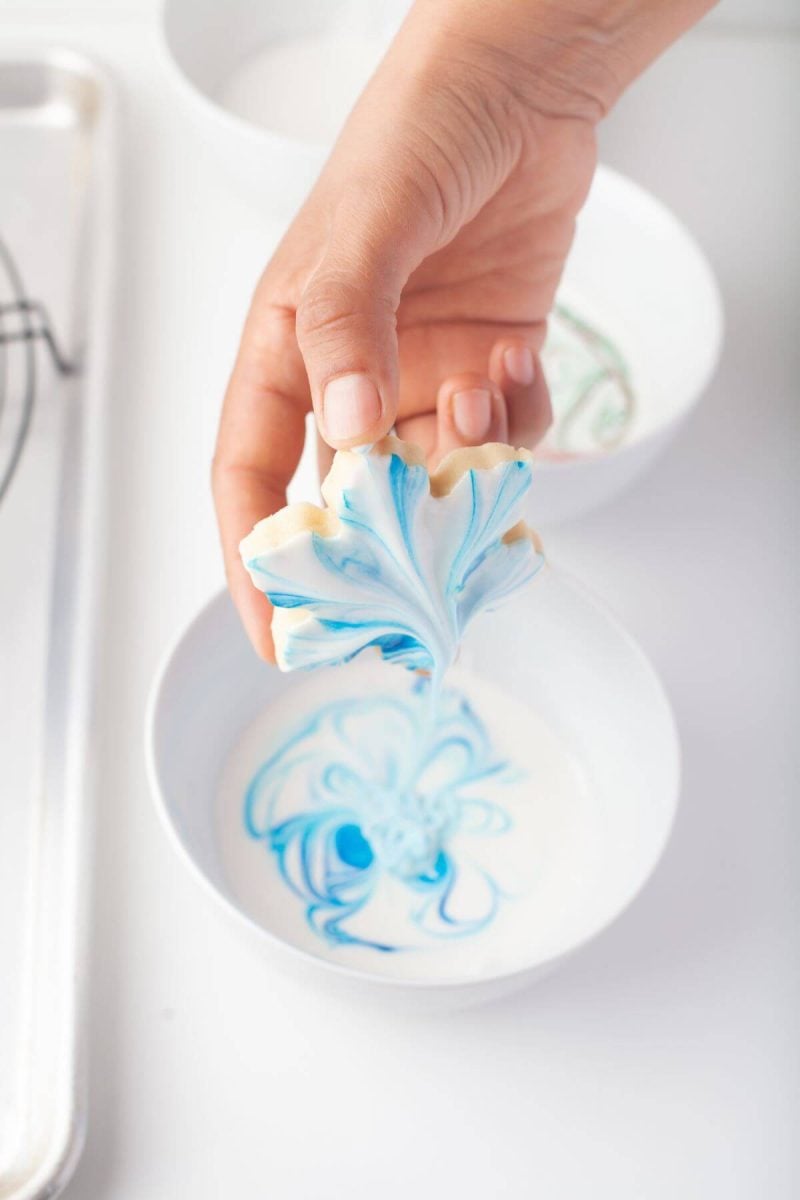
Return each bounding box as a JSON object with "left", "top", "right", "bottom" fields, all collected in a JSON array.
[{"left": 240, "top": 437, "right": 544, "bottom": 674}]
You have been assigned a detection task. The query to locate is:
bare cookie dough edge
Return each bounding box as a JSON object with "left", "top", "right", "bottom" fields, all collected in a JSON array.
[{"left": 240, "top": 438, "right": 537, "bottom": 560}]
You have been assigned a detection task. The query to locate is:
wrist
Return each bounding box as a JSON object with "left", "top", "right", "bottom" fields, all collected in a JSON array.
[{"left": 408, "top": 0, "right": 716, "bottom": 124}]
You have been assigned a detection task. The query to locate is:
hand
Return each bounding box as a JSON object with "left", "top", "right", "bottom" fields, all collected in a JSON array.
[{"left": 213, "top": 0, "right": 715, "bottom": 660}]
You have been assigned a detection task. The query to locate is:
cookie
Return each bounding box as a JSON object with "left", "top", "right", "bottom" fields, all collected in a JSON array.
[{"left": 239, "top": 436, "right": 544, "bottom": 675}]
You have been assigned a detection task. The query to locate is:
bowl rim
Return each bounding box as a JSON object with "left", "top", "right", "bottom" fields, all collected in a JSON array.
[
  {"left": 536, "top": 167, "right": 725, "bottom": 466},
  {"left": 158, "top": 0, "right": 331, "bottom": 157},
  {"left": 145, "top": 575, "right": 682, "bottom": 992}
]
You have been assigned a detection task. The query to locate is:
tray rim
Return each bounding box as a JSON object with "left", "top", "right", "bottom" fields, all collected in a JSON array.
[{"left": 0, "top": 45, "right": 117, "bottom": 1200}]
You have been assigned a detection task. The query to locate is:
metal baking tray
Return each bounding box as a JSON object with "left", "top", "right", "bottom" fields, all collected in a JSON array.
[{"left": 0, "top": 51, "right": 115, "bottom": 1199}]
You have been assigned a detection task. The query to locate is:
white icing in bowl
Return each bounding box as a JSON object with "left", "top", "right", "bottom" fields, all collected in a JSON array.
[{"left": 216, "top": 660, "right": 594, "bottom": 982}]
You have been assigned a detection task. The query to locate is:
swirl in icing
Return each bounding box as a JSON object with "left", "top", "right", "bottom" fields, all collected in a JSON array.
[
  {"left": 243, "top": 675, "right": 518, "bottom": 952},
  {"left": 240, "top": 437, "right": 544, "bottom": 677},
  {"left": 540, "top": 303, "right": 635, "bottom": 457}
]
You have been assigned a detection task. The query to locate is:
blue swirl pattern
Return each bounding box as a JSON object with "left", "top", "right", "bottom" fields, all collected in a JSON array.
[
  {"left": 244, "top": 679, "right": 519, "bottom": 952},
  {"left": 240, "top": 440, "right": 543, "bottom": 676}
]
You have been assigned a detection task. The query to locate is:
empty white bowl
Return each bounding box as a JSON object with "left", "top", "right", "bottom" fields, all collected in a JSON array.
[{"left": 146, "top": 569, "right": 679, "bottom": 1010}]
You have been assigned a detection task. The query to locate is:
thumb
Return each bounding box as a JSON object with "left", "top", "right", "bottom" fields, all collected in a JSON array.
[
  {"left": 291, "top": 0, "right": 533, "bottom": 449},
  {"left": 295, "top": 187, "right": 430, "bottom": 449}
]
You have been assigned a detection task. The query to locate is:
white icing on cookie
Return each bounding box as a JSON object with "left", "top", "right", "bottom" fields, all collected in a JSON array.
[{"left": 240, "top": 437, "right": 544, "bottom": 675}]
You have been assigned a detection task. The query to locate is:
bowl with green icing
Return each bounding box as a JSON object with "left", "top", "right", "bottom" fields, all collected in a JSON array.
[{"left": 533, "top": 165, "right": 723, "bottom": 524}]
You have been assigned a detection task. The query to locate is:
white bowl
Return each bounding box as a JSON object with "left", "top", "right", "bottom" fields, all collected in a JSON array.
[
  {"left": 160, "top": 0, "right": 407, "bottom": 215},
  {"left": 531, "top": 166, "right": 723, "bottom": 524},
  {"left": 146, "top": 570, "right": 679, "bottom": 1010}
]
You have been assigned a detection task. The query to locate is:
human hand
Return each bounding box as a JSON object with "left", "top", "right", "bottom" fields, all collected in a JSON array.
[{"left": 213, "top": 0, "right": 715, "bottom": 660}]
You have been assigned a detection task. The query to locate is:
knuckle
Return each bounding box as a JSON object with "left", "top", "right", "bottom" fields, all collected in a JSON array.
[
  {"left": 210, "top": 450, "right": 233, "bottom": 501},
  {"left": 295, "top": 276, "right": 359, "bottom": 342},
  {"left": 210, "top": 452, "right": 228, "bottom": 497},
  {"left": 295, "top": 272, "right": 393, "bottom": 348}
]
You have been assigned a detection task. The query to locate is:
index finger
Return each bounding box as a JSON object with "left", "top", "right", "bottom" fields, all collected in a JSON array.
[{"left": 212, "top": 299, "right": 310, "bottom": 661}]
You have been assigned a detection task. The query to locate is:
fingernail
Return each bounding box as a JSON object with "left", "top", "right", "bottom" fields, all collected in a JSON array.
[
  {"left": 322, "top": 373, "right": 382, "bottom": 442},
  {"left": 503, "top": 345, "right": 535, "bottom": 386},
  {"left": 451, "top": 388, "right": 492, "bottom": 442}
]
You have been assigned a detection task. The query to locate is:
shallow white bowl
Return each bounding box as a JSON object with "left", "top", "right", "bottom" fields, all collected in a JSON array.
[{"left": 147, "top": 570, "right": 680, "bottom": 1010}]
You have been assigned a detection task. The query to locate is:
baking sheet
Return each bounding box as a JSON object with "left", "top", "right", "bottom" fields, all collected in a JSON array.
[{"left": 0, "top": 51, "right": 114, "bottom": 1200}]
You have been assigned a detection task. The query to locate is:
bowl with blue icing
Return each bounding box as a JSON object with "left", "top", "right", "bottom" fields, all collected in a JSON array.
[{"left": 147, "top": 440, "right": 679, "bottom": 1007}]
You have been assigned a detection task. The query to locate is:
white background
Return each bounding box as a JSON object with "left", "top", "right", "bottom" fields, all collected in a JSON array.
[{"left": 1, "top": 1, "right": 798, "bottom": 1196}]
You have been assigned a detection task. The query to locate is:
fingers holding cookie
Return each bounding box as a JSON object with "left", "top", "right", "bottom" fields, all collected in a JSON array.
[
  {"left": 430, "top": 374, "right": 509, "bottom": 464},
  {"left": 488, "top": 336, "right": 553, "bottom": 449},
  {"left": 322, "top": 336, "right": 552, "bottom": 479}
]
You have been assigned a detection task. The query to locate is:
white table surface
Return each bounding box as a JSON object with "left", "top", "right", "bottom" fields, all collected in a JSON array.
[{"left": 2, "top": 3, "right": 798, "bottom": 1197}]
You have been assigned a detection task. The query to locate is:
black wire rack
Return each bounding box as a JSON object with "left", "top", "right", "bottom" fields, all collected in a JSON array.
[{"left": 0, "top": 237, "right": 78, "bottom": 506}]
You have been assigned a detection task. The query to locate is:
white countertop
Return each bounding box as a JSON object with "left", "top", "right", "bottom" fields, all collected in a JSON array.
[{"left": 2, "top": 4, "right": 797, "bottom": 1197}]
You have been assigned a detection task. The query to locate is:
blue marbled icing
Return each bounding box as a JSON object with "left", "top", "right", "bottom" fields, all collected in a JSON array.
[
  {"left": 242, "top": 444, "right": 543, "bottom": 676},
  {"left": 243, "top": 678, "right": 519, "bottom": 952}
]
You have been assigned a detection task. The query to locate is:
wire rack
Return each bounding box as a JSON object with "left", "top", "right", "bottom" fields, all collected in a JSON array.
[{"left": 0, "top": 236, "right": 77, "bottom": 506}]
